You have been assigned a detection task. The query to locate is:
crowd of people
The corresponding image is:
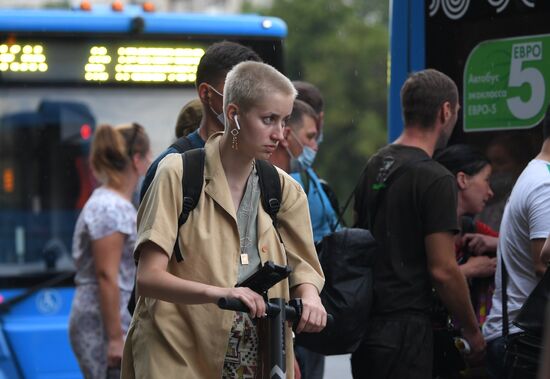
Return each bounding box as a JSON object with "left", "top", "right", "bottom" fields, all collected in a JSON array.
[{"left": 67, "top": 40, "right": 550, "bottom": 379}]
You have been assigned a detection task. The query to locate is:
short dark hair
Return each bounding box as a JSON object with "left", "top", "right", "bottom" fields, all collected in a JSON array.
[
  {"left": 195, "top": 41, "right": 262, "bottom": 88},
  {"left": 292, "top": 81, "right": 324, "bottom": 114},
  {"left": 543, "top": 104, "right": 550, "bottom": 140},
  {"left": 434, "top": 144, "right": 490, "bottom": 176},
  {"left": 287, "top": 99, "right": 317, "bottom": 132},
  {"left": 401, "top": 69, "right": 458, "bottom": 128}
]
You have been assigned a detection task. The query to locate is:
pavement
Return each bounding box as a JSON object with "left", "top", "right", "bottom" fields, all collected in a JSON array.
[{"left": 323, "top": 354, "right": 353, "bottom": 379}]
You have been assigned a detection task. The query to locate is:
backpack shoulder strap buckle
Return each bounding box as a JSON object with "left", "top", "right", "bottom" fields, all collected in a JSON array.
[
  {"left": 268, "top": 198, "right": 280, "bottom": 214},
  {"left": 182, "top": 196, "right": 195, "bottom": 212}
]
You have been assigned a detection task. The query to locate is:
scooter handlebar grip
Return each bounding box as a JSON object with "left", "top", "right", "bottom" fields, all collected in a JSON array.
[{"left": 217, "top": 297, "right": 250, "bottom": 313}]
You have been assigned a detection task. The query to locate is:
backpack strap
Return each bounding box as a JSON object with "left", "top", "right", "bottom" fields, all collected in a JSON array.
[
  {"left": 366, "top": 157, "right": 430, "bottom": 229},
  {"left": 170, "top": 136, "right": 193, "bottom": 153},
  {"left": 299, "top": 170, "right": 310, "bottom": 195},
  {"left": 173, "top": 148, "right": 205, "bottom": 262},
  {"left": 128, "top": 145, "right": 203, "bottom": 315},
  {"left": 256, "top": 159, "right": 282, "bottom": 226}
]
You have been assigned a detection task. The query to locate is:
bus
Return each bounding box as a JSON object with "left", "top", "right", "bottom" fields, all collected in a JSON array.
[
  {"left": 0, "top": 5, "right": 286, "bottom": 378},
  {"left": 388, "top": 0, "right": 550, "bottom": 230}
]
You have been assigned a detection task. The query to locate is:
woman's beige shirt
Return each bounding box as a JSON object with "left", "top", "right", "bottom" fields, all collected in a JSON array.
[{"left": 121, "top": 134, "right": 324, "bottom": 379}]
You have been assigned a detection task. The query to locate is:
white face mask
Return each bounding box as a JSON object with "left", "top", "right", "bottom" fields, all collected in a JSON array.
[
  {"left": 207, "top": 84, "right": 225, "bottom": 126},
  {"left": 214, "top": 111, "right": 225, "bottom": 126}
]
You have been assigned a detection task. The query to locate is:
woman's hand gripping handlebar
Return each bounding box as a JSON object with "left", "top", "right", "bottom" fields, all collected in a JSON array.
[
  {"left": 217, "top": 296, "right": 334, "bottom": 332},
  {"left": 224, "top": 261, "right": 333, "bottom": 331}
]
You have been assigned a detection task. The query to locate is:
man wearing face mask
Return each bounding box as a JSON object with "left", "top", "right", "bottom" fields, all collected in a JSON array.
[
  {"left": 138, "top": 41, "right": 262, "bottom": 202},
  {"left": 292, "top": 80, "right": 342, "bottom": 222},
  {"left": 270, "top": 98, "right": 340, "bottom": 379},
  {"left": 287, "top": 99, "right": 341, "bottom": 241}
]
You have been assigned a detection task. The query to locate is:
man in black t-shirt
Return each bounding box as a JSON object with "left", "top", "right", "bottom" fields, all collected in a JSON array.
[{"left": 351, "top": 69, "right": 485, "bottom": 378}]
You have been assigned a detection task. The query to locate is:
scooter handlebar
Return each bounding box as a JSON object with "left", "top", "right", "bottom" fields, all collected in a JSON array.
[
  {"left": 217, "top": 297, "right": 281, "bottom": 317},
  {"left": 218, "top": 297, "right": 250, "bottom": 313},
  {"left": 217, "top": 297, "right": 334, "bottom": 326}
]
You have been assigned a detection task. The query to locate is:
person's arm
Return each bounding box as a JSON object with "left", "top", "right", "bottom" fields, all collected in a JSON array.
[
  {"left": 461, "top": 233, "right": 498, "bottom": 256},
  {"left": 459, "top": 255, "right": 497, "bottom": 279},
  {"left": 525, "top": 184, "right": 550, "bottom": 278},
  {"left": 531, "top": 238, "right": 547, "bottom": 278},
  {"left": 425, "top": 232, "right": 485, "bottom": 359},
  {"left": 540, "top": 233, "right": 550, "bottom": 265},
  {"left": 136, "top": 241, "right": 266, "bottom": 318},
  {"left": 92, "top": 232, "right": 125, "bottom": 368},
  {"left": 290, "top": 283, "right": 326, "bottom": 333}
]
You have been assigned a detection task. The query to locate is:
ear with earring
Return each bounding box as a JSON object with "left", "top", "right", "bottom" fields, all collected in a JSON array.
[{"left": 231, "top": 114, "right": 241, "bottom": 150}]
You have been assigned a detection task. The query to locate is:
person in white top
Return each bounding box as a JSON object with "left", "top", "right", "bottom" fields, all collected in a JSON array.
[
  {"left": 69, "top": 123, "right": 151, "bottom": 379},
  {"left": 482, "top": 106, "right": 550, "bottom": 379}
]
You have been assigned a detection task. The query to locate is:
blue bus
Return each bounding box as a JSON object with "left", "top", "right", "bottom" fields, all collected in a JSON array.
[
  {"left": 389, "top": 1, "right": 549, "bottom": 149},
  {"left": 0, "top": 5, "right": 286, "bottom": 378}
]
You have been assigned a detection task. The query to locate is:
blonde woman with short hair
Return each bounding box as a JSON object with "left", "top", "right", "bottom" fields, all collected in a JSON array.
[{"left": 122, "top": 61, "right": 326, "bottom": 379}]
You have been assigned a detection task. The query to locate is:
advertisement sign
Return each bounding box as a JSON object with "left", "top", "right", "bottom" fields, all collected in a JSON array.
[{"left": 464, "top": 35, "right": 549, "bottom": 131}]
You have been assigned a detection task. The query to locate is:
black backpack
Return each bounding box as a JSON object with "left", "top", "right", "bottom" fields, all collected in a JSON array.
[
  {"left": 295, "top": 227, "right": 377, "bottom": 355},
  {"left": 295, "top": 157, "right": 428, "bottom": 355},
  {"left": 128, "top": 147, "right": 282, "bottom": 314}
]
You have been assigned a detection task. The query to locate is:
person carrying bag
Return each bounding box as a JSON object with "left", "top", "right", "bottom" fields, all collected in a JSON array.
[{"left": 502, "top": 257, "right": 548, "bottom": 378}]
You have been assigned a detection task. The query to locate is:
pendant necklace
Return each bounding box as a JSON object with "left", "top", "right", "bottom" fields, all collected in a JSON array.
[{"left": 240, "top": 165, "right": 256, "bottom": 265}]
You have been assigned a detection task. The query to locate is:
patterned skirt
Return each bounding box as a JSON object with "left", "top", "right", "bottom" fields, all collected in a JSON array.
[{"left": 222, "top": 312, "right": 260, "bottom": 379}]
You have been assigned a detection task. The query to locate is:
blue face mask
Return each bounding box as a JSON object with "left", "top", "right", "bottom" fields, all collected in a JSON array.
[
  {"left": 287, "top": 130, "right": 318, "bottom": 172},
  {"left": 298, "top": 145, "right": 317, "bottom": 169}
]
